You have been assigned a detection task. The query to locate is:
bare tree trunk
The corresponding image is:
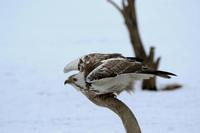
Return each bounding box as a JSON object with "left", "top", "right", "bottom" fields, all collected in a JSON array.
[
  {"left": 107, "top": 0, "right": 182, "bottom": 91},
  {"left": 108, "top": 0, "right": 160, "bottom": 91},
  {"left": 84, "top": 92, "right": 141, "bottom": 133}
]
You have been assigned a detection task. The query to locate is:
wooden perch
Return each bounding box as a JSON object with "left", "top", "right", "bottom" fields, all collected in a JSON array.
[{"left": 83, "top": 91, "right": 141, "bottom": 133}]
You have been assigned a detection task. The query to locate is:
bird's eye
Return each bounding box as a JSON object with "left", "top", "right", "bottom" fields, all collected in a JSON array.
[{"left": 72, "top": 78, "right": 77, "bottom": 81}]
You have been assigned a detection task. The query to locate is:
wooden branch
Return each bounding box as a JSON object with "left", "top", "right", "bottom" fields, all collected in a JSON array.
[
  {"left": 123, "top": 0, "right": 146, "bottom": 59},
  {"left": 161, "top": 83, "right": 182, "bottom": 91},
  {"left": 83, "top": 91, "right": 141, "bottom": 133},
  {"left": 107, "top": 0, "right": 123, "bottom": 14},
  {"left": 155, "top": 57, "right": 161, "bottom": 70},
  {"left": 148, "top": 47, "right": 155, "bottom": 66}
]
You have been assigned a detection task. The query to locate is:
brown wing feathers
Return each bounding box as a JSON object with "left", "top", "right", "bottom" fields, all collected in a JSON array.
[
  {"left": 77, "top": 53, "right": 176, "bottom": 82},
  {"left": 86, "top": 59, "right": 142, "bottom": 82},
  {"left": 79, "top": 53, "right": 123, "bottom": 78}
]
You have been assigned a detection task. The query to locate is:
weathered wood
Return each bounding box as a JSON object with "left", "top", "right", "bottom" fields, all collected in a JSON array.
[
  {"left": 83, "top": 91, "right": 141, "bottom": 133},
  {"left": 161, "top": 84, "right": 182, "bottom": 91}
]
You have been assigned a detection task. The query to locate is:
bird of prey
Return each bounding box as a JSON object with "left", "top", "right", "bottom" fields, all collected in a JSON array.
[{"left": 64, "top": 53, "right": 176, "bottom": 95}]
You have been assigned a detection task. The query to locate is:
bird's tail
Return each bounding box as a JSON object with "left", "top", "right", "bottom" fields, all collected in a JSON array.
[{"left": 137, "top": 68, "right": 176, "bottom": 79}]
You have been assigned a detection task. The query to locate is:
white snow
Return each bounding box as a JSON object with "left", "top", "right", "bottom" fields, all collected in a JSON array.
[{"left": 0, "top": 0, "right": 200, "bottom": 133}]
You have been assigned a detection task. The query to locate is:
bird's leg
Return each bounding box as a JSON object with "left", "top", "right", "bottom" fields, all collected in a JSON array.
[
  {"left": 86, "top": 82, "right": 92, "bottom": 89},
  {"left": 83, "top": 86, "right": 101, "bottom": 95},
  {"left": 79, "top": 81, "right": 91, "bottom": 92}
]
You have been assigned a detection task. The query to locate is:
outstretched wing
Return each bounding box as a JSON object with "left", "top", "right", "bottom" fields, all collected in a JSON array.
[{"left": 86, "top": 58, "right": 142, "bottom": 83}]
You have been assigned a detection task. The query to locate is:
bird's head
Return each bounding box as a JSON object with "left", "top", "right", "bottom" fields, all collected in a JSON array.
[
  {"left": 64, "top": 73, "right": 86, "bottom": 91},
  {"left": 64, "top": 74, "right": 78, "bottom": 85}
]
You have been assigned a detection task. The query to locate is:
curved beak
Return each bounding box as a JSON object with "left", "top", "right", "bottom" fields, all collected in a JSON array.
[{"left": 64, "top": 79, "right": 72, "bottom": 85}]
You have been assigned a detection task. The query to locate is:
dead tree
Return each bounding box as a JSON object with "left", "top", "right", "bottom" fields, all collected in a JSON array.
[
  {"left": 107, "top": 0, "right": 160, "bottom": 90},
  {"left": 107, "top": 0, "right": 182, "bottom": 91},
  {"left": 83, "top": 91, "right": 141, "bottom": 133}
]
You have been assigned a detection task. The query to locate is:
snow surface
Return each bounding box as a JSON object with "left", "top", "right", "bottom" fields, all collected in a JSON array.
[{"left": 0, "top": 0, "right": 200, "bottom": 133}]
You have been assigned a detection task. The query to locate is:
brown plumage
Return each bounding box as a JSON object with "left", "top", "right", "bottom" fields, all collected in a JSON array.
[{"left": 64, "top": 53, "right": 176, "bottom": 94}]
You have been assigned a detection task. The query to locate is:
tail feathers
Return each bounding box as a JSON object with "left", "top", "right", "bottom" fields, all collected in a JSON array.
[{"left": 138, "top": 69, "right": 176, "bottom": 79}]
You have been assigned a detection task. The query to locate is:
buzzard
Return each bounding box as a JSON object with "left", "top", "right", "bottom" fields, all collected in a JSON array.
[{"left": 64, "top": 53, "right": 176, "bottom": 94}]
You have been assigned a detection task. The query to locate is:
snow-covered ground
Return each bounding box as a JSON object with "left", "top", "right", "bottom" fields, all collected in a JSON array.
[{"left": 0, "top": 0, "right": 200, "bottom": 133}]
